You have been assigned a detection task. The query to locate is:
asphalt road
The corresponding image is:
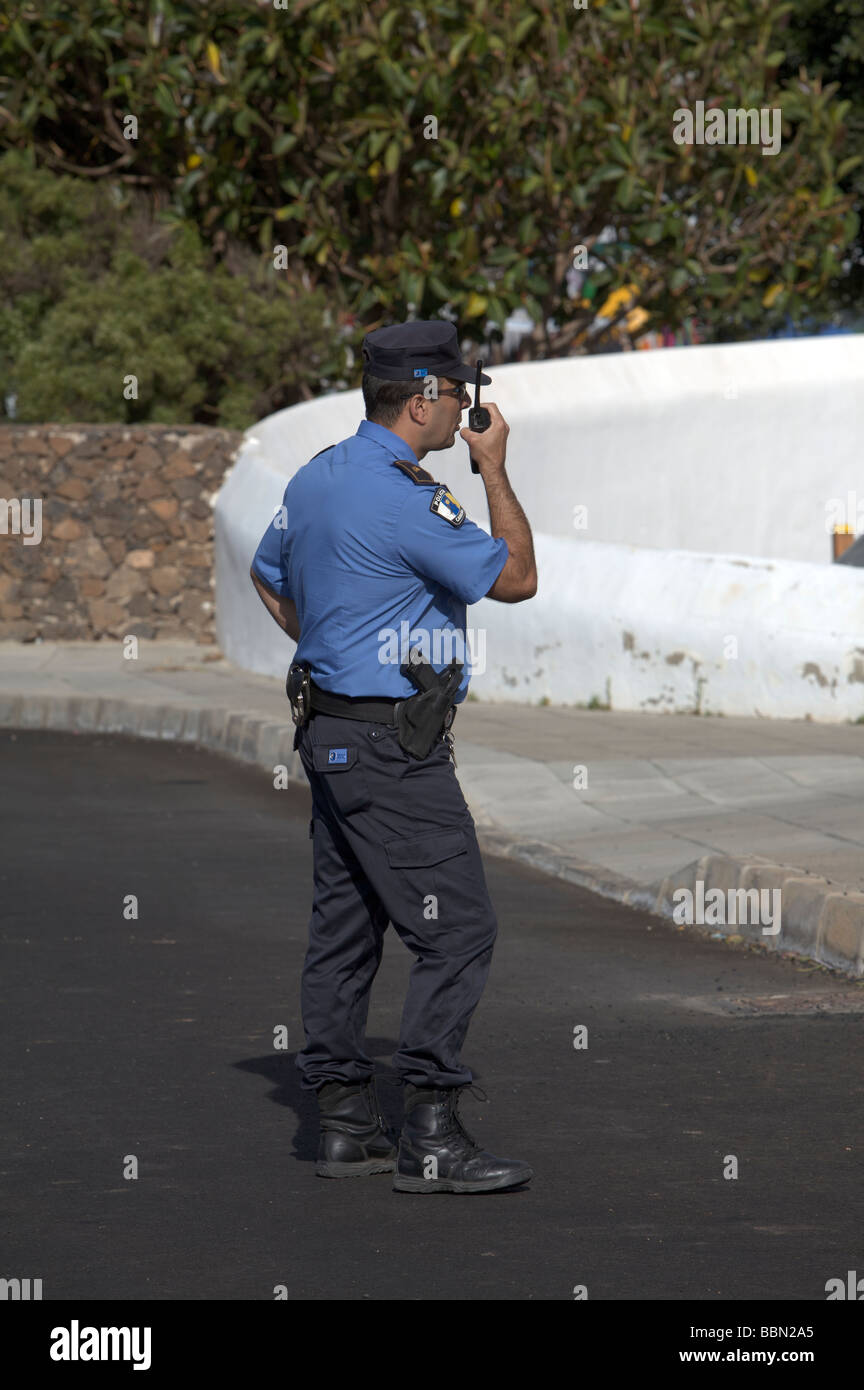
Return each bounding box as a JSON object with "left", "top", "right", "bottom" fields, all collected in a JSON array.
[{"left": 2, "top": 729, "right": 862, "bottom": 1302}]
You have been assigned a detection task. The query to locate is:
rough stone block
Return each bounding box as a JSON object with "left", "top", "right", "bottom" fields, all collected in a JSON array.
[
  {"left": 224, "top": 711, "right": 247, "bottom": 753},
  {"left": 0, "top": 693, "right": 24, "bottom": 726},
  {"left": 774, "top": 875, "right": 831, "bottom": 954},
  {"left": 157, "top": 705, "right": 188, "bottom": 740},
  {"left": 45, "top": 698, "right": 74, "bottom": 730},
  {"left": 198, "top": 707, "right": 229, "bottom": 747},
  {"left": 95, "top": 698, "right": 134, "bottom": 734},
  {"left": 819, "top": 894, "right": 864, "bottom": 975},
  {"left": 700, "top": 854, "right": 744, "bottom": 896},
  {"left": 118, "top": 703, "right": 159, "bottom": 739},
  {"left": 178, "top": 708, "right": 203, "bottom": 742},
  {"left": 15, "top": 697, "right": 50, "bottom": 728},
  {"left": 656, "top": 857, "right": 701, "bottom": 915}
]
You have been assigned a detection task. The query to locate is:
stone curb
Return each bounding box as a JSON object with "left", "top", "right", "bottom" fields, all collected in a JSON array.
[
  {"left": 2, "top": 693, "right": 862, "bottom": 979},
  {"left": 0, "top": 692, "right": 309, "bottom": 786}
]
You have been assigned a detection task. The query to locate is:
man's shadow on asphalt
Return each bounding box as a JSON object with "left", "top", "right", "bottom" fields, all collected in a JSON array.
[{"left": 236, "top": 1042, "right": 481, "bottom": 1162}]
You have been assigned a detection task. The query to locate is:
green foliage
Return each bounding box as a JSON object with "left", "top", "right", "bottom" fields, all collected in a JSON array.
[
  {"left": 0, "top": 152, "right": 346, "bottom": 426},
  {"left": 585, "top": 694, "right": 611, "bottom": 711},
  {"left": 781, "top": 0, "right": 864, "bottom": 317},
  {"left": 0, "top": 0, "right": 859, "bottom": 379}
]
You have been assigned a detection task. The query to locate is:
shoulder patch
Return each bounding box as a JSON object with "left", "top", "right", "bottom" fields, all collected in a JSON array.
[
  {"left": 429, "top": 485, "right": 465, "bottom": 528},
  {"left": 392, "top": 458, "right": 438, "bottom": 487}
]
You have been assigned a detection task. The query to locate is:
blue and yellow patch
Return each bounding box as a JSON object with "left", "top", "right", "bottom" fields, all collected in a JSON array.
[{"left": 429, "top": 485, "right": 465, "bottom": 528}]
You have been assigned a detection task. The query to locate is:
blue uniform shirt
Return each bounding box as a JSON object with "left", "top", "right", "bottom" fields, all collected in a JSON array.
[{"left": 250, "top": 419, "right": 508, "bottom": 702}]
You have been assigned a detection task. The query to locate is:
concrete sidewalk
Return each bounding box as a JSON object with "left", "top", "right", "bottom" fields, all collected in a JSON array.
[{"left": 3, "top": 639, "right": 864, "bottom": 977}]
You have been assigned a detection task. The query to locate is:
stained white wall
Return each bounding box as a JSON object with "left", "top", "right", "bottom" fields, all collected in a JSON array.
[
  {"left": 213, "top": 337, "right": 864, "bottom": 719},
  {"left": 470, "top": 535, "right": 864, "bottom": 719}
]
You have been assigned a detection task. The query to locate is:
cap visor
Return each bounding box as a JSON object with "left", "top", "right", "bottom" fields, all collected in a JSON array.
[{"left": 449, "top": 363, "right": 492, "bottom": 386}]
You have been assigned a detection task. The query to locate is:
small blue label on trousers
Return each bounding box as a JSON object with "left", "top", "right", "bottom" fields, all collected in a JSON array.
[{"left": 328, "top": 748, "right": 348, "bottom": 764}]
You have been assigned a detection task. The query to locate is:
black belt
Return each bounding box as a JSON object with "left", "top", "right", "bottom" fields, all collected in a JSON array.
[{"left": 309, "top": 679, "right": 400, "bottom": 725}]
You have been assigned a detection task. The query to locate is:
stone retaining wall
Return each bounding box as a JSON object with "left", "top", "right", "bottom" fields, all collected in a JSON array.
[{"left": 0, "top": 425, "right": 242, "bottom": 642}]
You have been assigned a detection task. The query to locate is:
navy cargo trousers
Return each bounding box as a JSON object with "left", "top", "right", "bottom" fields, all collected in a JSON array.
[{"left": 293, "top": 711, "right": 498, "bottom": 1092}]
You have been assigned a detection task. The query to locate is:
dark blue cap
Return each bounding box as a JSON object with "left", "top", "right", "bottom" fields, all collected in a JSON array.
[{"left": 362, "top": 319, "right": 491, "bottom": 385}]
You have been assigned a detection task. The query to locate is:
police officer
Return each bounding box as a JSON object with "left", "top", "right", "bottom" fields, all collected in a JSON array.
[{"left": 249, "top": 319, "right": 537, "bottom": 1194}]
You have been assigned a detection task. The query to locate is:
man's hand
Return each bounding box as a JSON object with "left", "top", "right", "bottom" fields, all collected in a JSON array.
[
  {"left": 460, "top": 403, "right": 536, "bottom": 603},
  {"left": 460, "top": 401, "right": 509, "bottom": 479},
  {"left": 250, "top": 567, "right": 301, "bottom": 641}
]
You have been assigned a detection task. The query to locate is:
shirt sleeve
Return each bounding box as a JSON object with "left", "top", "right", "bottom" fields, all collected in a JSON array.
[
  {"left": 250, "top": 498, "right": 293, "bottom": 596},
  {"left": 396, "top": 486, "right": 509, "bottom": 605}
]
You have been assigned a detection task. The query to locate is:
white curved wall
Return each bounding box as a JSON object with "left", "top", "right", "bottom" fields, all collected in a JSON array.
[
  {"left": 498, "top": 335, "right": 864, "bottom": 564},
  {"left": 472, "top": 535, "right": 864, "bottom": 719},
  {"left": 214, "top": 337, "right": 864, "bottom": 719}
]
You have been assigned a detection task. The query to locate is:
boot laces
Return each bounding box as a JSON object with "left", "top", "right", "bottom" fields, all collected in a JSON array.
[{"left": 446, "top": 1083, "right": 487, "bottom": 1152}]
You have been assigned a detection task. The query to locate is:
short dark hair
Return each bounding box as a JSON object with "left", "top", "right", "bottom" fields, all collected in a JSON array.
[
  {"left": 362, "top": 373, "right": 460, "bottom": 427},
  {"left": 362, "top": 372, "right": 419, "bottom": 428}
]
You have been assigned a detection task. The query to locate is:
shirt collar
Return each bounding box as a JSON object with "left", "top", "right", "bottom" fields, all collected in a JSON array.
[{"left": 356, "top": 418, "right": 420, "bottom": 466}]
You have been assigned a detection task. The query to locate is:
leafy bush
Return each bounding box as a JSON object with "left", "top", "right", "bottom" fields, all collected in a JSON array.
[
  {"left": 0, "top": 0, "right": 858, "bottom": 360},
  {"left": 0, "top": 152, "right": 349, "bottom": 426}
]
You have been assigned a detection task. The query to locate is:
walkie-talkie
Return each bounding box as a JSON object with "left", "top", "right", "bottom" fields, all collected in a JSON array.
[{"left": 467, "top": 358, "right": 490, "bottom": 475}]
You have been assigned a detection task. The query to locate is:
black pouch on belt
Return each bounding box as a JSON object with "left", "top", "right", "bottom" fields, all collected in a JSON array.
[
  {"left": 286, "top": 661, "right": 312, "bottom": 727},
  {"left": 395, "top": 646, "right": 462, "bottom": 759}
]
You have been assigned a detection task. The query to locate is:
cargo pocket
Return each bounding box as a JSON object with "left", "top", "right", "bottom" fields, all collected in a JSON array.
[
  {"left": 384, "top": 826, "right": 468, "bottom": 869},
  {"left": 384, "top": 825, "right": 488, "bottom": 927},
  {"left": 311, "top": 742, "right": 371, "bottom": 816}
]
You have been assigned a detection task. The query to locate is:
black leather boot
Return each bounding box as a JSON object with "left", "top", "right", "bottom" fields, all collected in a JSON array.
[
  {"left": 393, "top": 1083, "right": 534, "bottom": 1193},
  {"left": 315, "top": 1076, "right": 397, "bottom": 1178}
]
